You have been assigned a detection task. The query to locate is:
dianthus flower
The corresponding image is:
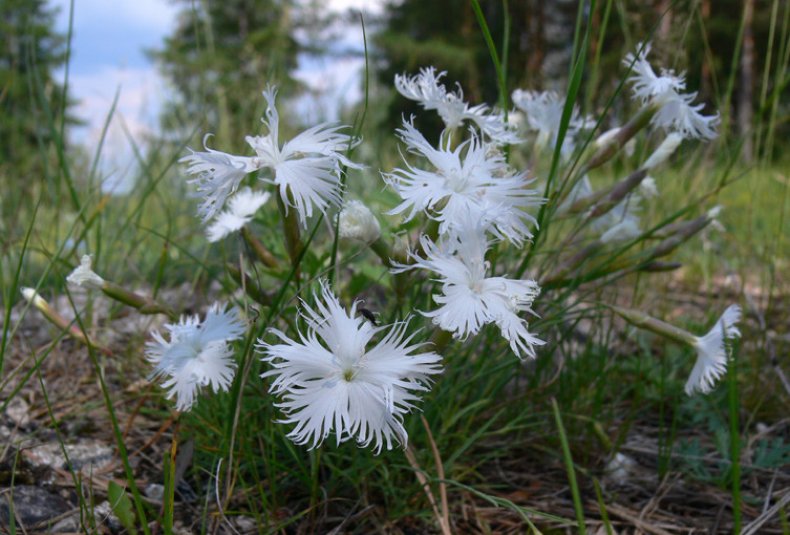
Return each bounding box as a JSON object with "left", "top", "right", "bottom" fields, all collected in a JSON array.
[
  {"left": 395, "top": 67, "right": 520, "bottom": 145},
  {"left": 685, "top": 305, "right": 742, "bottom": 395},
  {"left": 181, "top": 86, "right": 361, "bottom": 225},
  {"left": 511, "top": 89, "right": 594, "bottom": 156},
  {"left": 623, "top": 43, "right": 719, "bottom": 140},
  {"left": 206, "top": 187, "right": 270, "bottom": 242},
  {"left": 146, "top": 304, "right": 246, "bottom": 411},
  {"left": 384, "top": 118, "right": 541, "bottom": 244},
  {"left": 396, "top": 218, "right": 544, "bottom": 359},
  {"left": 258, "top": 281, "right": 442, "bottom": 452}
]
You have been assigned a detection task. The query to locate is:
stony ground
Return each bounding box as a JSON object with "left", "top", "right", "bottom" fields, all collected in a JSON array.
[{"left": 1, "top": 277, "right": 788, "bottom": 534}]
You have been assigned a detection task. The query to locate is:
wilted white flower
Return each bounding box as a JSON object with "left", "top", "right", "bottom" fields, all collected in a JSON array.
[
  {"left": 639, "top": 176, "right": 659, "bottom": 198},
  {"left": 66, "top": 255, "right": 105, "bottom": 290},
  {"left": 146, "top": 304, "right": 246, "bottom": 411},
  {"left": 511, "top": 89, "right": 594, "bottom": 156},
  {"left": 206, "top": 187, "right": 271, "bottom": 242},
  {"left": 624, "top": 43, "right": 719, "bottom": 140},
  {"left": 593, "top": 193, "right": 643, "bottom": 243},
  {"left": 706, "top": 205, "right": 725, "bottom": 232},
  {"left": 558, "top": 175, "right": 594, "bottom": 214},
  {"left": 397, "top": 219, "right": 544, "bottom": 359},
  {"left": 258, "top": 281, "right": 442, "bottom": 453},
  {"left": 685, "top": 305, "right": 742, "bottom": 395},
  {"left": 181, "top": 86, "right": 361, "bottom": 225},
  {"left": 395, "top": 67, "right": 520, "bottom": 145},
  {"left": 338, "top": 200, "right": 381, "bottom": 243},
  {"left": 384, "top": 118, "right": 541, "bottom": 244}
]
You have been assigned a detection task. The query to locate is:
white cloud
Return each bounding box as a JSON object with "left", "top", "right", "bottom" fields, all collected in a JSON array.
[
  {"left": 68, "top": 66, "right": 171, "bottom": 194},
  {"left": 327, "top": 0, "right": 385, "bottom": 15}
]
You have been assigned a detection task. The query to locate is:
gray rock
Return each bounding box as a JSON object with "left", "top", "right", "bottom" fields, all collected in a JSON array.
[
  {"left": 0, "top": 485, "right": 71, "bottom": 528},
  {"left": 22, "top": 440, "right": 114, "bottom": 483}
]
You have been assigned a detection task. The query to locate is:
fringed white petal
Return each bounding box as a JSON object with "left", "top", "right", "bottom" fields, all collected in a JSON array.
[{"left": 686, "top": 305, "right": 742, "bottom": 395}]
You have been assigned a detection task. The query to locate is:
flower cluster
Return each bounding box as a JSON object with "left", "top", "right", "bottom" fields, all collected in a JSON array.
[{"left": 125, "top": 42, "right": 734, "bottom": 454}]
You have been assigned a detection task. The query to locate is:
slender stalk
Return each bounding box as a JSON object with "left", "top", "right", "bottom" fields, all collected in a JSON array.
[
  {"left": 241, "top": 226, "right": 280, "bottom": 268},
  {"left": 728, "top": 348, "right": 742, "bottom": 533},
  {"left": 552, "top": 398, "right": 587, "bottom": 535}
]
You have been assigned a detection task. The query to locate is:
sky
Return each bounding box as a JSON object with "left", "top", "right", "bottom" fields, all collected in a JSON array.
[{"left": 50, "top": 0, "right": 382, "bottom": 194}]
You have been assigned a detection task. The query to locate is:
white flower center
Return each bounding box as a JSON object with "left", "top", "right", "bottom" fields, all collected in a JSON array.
[{"left": 444, "top": 170, "right": 470, "bottom": 193}]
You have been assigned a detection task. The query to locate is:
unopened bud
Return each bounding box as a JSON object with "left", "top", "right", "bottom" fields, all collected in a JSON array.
[
  {"left": 611, "top": 305, "right": 696, "bottom": 346},
  {"left": 20, "top": 287, "right": 104, "bottom": 351},
  {"left": 594, "top": 127, "right": 620, "bottom": 148},
  {"left": 339, "top": 200, "right": 381, "bottom": 244},
  {"left": 21, "top": 287, "right": 48, "bottom": 311},
  {"left": 643, "top": 133, "right": 683, "bottom": 170}
]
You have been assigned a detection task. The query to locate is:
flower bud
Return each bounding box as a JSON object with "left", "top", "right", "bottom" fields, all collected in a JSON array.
[
  {"left": 643, "top": 133, "right": 683, "bottom": 170},
  {"left": 339, "top": 200, "right": 381, "bottom": 244},
  {"left": 21, "top": 287, "right": 48, "bottom": 311}
]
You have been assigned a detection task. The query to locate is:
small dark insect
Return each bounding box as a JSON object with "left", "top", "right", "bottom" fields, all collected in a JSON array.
[{"left": 359, "top": 306, "right": 378, "bottom": 326}]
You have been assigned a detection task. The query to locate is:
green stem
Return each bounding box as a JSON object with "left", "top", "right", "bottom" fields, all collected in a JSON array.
[
  {"left": 552, "top": 398, "right": 587, "bottom": 535},
  {"left": 728, "top": 348, "right": 742, "bottom": 533},
  {"left": 276, "top": 192, "right": 303, "bottom": 283}
]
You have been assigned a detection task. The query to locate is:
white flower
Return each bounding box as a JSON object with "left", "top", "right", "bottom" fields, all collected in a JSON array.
[
  {"left": 511, "top": 89, "right": 594, "bottom": 156},
  {"left": 624, "top": 43, "right": 719, "bottom": 140},
  {"left": 338, "top": 200, "right": 381, "bottom": 243},
  {"left": 397, "top": 219, "right": 544, "bottom": 359},
  {"left": 66, "top": 255, "right": 105, "bottom": 290},
  {"left": 685, "top": 305, "right": 742, "bottom": 395},
  {"left": 395, "top": 67, "right": 520, "bottom": 145},
  {"left": 246, "top": 86, "right": 362, "bottom": 227},
  {"left": 258, "top": 281, "right": 442, "bottom": 453},
  {"left": 206, "top": 187, "right": 271, "bottom": 242},
  {"left": 180, "top": 138, "right": 260, "bottom": 222},
  {"left": 146, "top": 304, "right": 246, "bottom": 411},
  {"left": 181, "top": 86, "right": 361, "bottom": 226},
  {"left": 384, "top": 119, "right": 541, "bottom": 244}
]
